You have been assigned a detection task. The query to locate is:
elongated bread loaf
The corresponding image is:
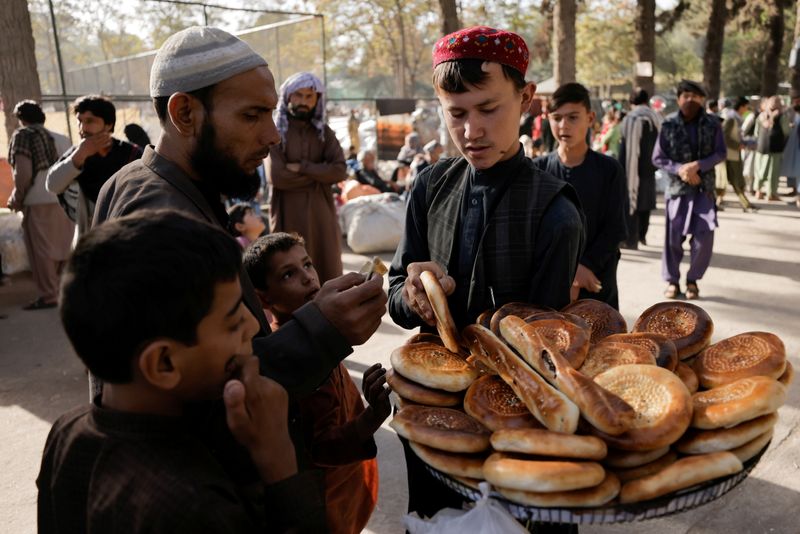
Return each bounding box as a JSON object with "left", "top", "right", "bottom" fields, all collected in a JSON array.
[
  {"left": 419, "top": 270, "right": 461, "bottom": 354},
  {"left": 462, "top": 324, "right": 580, "bottom": 434},
  {"left": 516, "top": 318, "right": 591, "bottom": 368},
  {"left": 490, "top": 302, "right": 552, "bottom": 337},
  {"left": 497, "top": 472, "right": 620, "bottom": 508},
  {"left": 491, "top": 428, "right": 607, "bottom": 460},
  {"left": 499, "top": 316, "right": 636, "bottom": 436},
  {"left": 483, "top": 452, "right": 606, "bottom": 493},
  {"left": 619, "top": 451, "right": 743, "bottom": 503}
]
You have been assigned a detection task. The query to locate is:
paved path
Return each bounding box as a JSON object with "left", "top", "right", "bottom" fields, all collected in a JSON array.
[{"left": 1, "top": 190, "right": 798, "bottom": 533}]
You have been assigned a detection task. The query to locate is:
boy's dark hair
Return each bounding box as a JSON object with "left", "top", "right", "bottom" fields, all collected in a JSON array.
[
  {"left": 734, "top": 96, "right": 749, "bottom": 111},
  {"left": 243, "top": 232, "right": 306, "bottom": 291},
  {"left": 13, "top": 100, "right": 46, "bottom": 125},
  {"left": 60, "top": 210, "right": 241, "bottom": 384},
  {"left": 227, "top": 203, "right": 252, "bottom": 237},
  {"left": 123, "top": 123, "right": 151, "bottom": 147},
  {"left": 73, "top": 95, "right": 116, "bottom": 131},
  {"left": 433, "top": 59, "right": 526, "bottom": 94},
  {"left": 548, "top": 83, "right": 592, "bottom": 113},
  {"left": 630, "top": 88, "right": 649, "bottom": 106},
  {"left": 153, "top": 84, "right": 215, "bottom": 123}
]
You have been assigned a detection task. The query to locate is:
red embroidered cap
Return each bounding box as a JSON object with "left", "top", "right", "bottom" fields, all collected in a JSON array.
[{"left": 432, "top": 26, "right": 529, "bottom": 76}]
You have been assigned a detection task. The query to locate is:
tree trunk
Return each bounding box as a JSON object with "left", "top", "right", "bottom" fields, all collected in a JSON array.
[
  {"left": 0, "top": 0, "right": 42, "bottom": 142},
  {"left": 437, "top": 0, "right": 461, "bottom": 36},
  {"left": 761, "top": 0, "right": 785, "bottom": 96},
  {"left": 702, "top": 0, "right": 727, "bottom": 101},
  {"left": 791, "top": 0, "right": 800, "bottom": 96},
  {"left": 635, "top": 0, "right": 656, "bottom": 96},
  {"left": 553, "top": 0, "right": 577, "bottom": 85}
]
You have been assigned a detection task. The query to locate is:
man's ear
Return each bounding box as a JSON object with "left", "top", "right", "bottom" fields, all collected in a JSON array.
[
  {"left": 234, "top": 221, "right": 247, "bottom": 235},
  {"left": 167, "top": 93, "right": 206, "bottom": 137},
  {"left": 137, "top": 339, "right": 182, "bottom": 391},
  {"left": 520, "top": 82, "right": 537, "bottom": 113}
]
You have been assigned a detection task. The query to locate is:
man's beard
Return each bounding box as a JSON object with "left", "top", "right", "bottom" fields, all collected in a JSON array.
[
  {"left": 288, "top": 103, "right": 314, "bottom": 120},
  {"left": 190, "top": 121, "right": 261, "bottom": 200}
]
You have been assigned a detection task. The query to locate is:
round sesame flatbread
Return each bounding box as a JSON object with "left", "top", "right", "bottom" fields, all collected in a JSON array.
[
  {"left": 497, "top": 472, "right": 620, "bottom": 508},
  {"left": 483, "top": 452, "right": 606, "bottom": 493},
  {"left": 693, "top": 332, "right": 786, "bottom": 388},
  {"left": 390, "top": 342, "right": 478, "bottom": 392},
  {"left": 490, "top": 428, "right": 607, "bottom": 460},
  {"left": 561, "top": 299, "right": 627, "bottom": 343},
  {"left": 463, "top": 375, "right": 542, "bottom": 432},
  {"left": 633, "top": 301, "right": 713, "bottom": 359},
  {"left": 691, "top": 376, "right": 786, "bottom": 429},
  {"left": 390, "top": 405, "right": 491, "bottom": 453}
]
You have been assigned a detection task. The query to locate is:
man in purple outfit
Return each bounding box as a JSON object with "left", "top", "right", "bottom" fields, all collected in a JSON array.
[{"left": 652, "top": 80, "right": 726, "bottom": 300}]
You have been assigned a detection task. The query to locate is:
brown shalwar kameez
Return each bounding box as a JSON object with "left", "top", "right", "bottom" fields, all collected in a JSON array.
[{"left": 268, "top": 117, "right": 347, "bottom": 283}]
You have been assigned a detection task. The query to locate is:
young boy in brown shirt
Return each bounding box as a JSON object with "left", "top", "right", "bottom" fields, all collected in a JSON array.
[
  {"left": 38, "top": 211, "right": 325, "bottom": 533},
  {"left": 244, "top": 232, "right": 391, "bottom": 534}
]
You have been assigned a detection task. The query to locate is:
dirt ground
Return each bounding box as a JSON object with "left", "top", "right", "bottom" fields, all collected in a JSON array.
[{"left": 1, "top": 189, "right": 799, "bottom": 533}]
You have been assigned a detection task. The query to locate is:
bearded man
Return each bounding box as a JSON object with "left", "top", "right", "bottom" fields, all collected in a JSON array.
[
  {"left": 267, "top": 72, "right": 347, "bottom": 283},
  {"left": 93, "top": 26, "right": 386, "bottom": 405},
  {"left": 652, "top": 79, "right": 725, "bottom": 300}
]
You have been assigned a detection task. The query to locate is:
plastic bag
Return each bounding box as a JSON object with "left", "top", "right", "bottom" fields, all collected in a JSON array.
[
  {"left": 0, "top": 212, "right": 30, "bottom": 275},
  {"left": 338, "top": 193, "right": 405, "bottom": 254},
  {"left": 403, "top": 482, "right": 528, "bottom": 534}
]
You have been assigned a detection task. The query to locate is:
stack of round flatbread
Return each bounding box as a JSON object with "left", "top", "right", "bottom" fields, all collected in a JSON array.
[{"left": 385, "top": 294, "right": 791, "bottom": 509}]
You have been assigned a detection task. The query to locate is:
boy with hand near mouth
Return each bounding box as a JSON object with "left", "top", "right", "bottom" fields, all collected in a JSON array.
[
  {"left": 534, "top": 83, "right": 628, "bottom": 309},
  {"left": 38, "top": 211, "right": 325, "bottom": 533},
  {"left": 244, "top": 232, "right": 391, "bottom": 534}
]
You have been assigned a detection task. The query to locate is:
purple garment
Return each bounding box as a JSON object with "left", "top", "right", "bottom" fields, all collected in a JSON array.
[
  {"left": 662, "top": 190, "right": 717, "bottom": 283},
  {"left": 652, "top": 117, "right": 726, "bottom": 175}
]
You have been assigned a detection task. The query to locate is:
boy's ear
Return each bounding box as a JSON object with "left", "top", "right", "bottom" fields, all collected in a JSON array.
[
  {"left": 255, "top": 288, "right": 272, "bottom": 309},
  {"left": 137, "top": 340, "right": 182, "bottom": 391},
  {"left": 520, "top": 82, "right": 536, "bottom": 113},
  {"left": 234, "top": 221, "right": 247, "bottom": 234}
]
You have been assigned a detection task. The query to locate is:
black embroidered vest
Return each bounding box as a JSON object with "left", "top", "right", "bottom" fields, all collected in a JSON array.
[
  {"left": 660, "top": 111, "right": 719, "bottom": 196},
  {"left": 425, "top": 157, "right": 567, "bottom": 321}
]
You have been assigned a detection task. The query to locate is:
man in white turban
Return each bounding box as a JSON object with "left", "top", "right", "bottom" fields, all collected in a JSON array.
[{"left": 268, "top": 72, "right": 347, "bottom": 283}]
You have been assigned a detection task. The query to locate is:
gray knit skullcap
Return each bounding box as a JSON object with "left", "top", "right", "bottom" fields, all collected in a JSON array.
[{"left": 150, "top": 26, "right": 267, "bottom": 97}]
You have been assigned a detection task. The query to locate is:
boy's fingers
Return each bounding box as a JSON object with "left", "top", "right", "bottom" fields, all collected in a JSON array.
[{"left": 223, "top": 380, "right": 250, "bottom": 436}]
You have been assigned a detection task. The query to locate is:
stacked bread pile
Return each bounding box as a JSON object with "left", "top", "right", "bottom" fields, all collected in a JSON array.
[{"left": 388, "top": 272, "right": 793, "bottom": 508}]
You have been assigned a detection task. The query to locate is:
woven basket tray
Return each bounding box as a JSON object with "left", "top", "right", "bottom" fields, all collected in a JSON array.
[{"left": 423, "top": 443, "right": 767, "bottom": 525}]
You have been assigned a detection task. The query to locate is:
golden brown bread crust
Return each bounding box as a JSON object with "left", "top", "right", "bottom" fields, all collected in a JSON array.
[
  {"left": 390, "top": 342, "right": 478, "bottom": 392},
  {"left": 497, "top": 472, "right": 620, "bottom": 507},
  {"left": 633, "top": 301, "right": 713, "bottom": 359},
  {"left": 490, "top": 302, "right": 552, "bottom": 337},
  {"left": 477, "top": 308, "right": 495, "bottom": 329},
  {"left": 524, "top": 311, "right": 591, "bottom": 332},
  {"left": 693, "top": 332, "right": 787, "bottom": 388},
  {"left": 462, "top": 324, "right": 580, "bottom": 433},
  {"left": 604, "top": 446, "right": 670, "bottom": 468},
  {"left": 408, "top": 441, "right": 486, "bottom": 478},
  {"left": 463, "top": 375, "right": 543, "bottom": 432},
  {"left": 490, "top": 428, "right": 607, "bottom": 460},
  {"left": 603, "top": 332, "right": 679, "bottom": 371},
  {"left": 389, "top": 405, "right": 491, "bottom": 453},
  {"left": 676, "top": 412, "right": 778, "bottom": 454},
  {"left": 619, "top": 451, "right": 743, "bottom": 504},
  {"left": 729, "top": 429, "right": 773, "bottom": 463},
  {"left": 779, "top": 360, "right": 794, "bottom": 387},
  {"left": 483, "top": 452, "right": 606, "bottom": 492},
  {"left": 578, "top": 342, "right": 657, "bottom": 379},
  {"left": 386, "top": 368, "right": 463, "bottom": 407},
  {"left": 613, "top": 450, "right": 678, "bottom": 482},
  {"left": 499, "top": 316, "right": 636, "bottom": 436},
  {"left": 691, "top": 376, "right": 786, "bottom": 429},
  {"left": 592, "top": 364, "right": 693, "bottom": 451},
  {"left": 675, "top": 362, "right": 699, "bottom": 394},
  {"left": 560, "top": 299, "right": 627, "bottom": 343},
  {"left": 404, "top": 333, "right": 444, "bottom": 346},
  {"left": 419, "top": 270, "right": 461, "bottom": 354},
  {"left": 515, "top": 318, "right": 591, "bottom": 368}
]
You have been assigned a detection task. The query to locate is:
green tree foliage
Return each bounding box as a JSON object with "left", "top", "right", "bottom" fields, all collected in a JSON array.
[{"left": 575, "top": 0, "right": 636, "bottom": 89}]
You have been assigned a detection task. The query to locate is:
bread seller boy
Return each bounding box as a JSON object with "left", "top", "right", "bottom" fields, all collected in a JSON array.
[{"left": 387, "top": 26, "right": 585, "bottom": 524}]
